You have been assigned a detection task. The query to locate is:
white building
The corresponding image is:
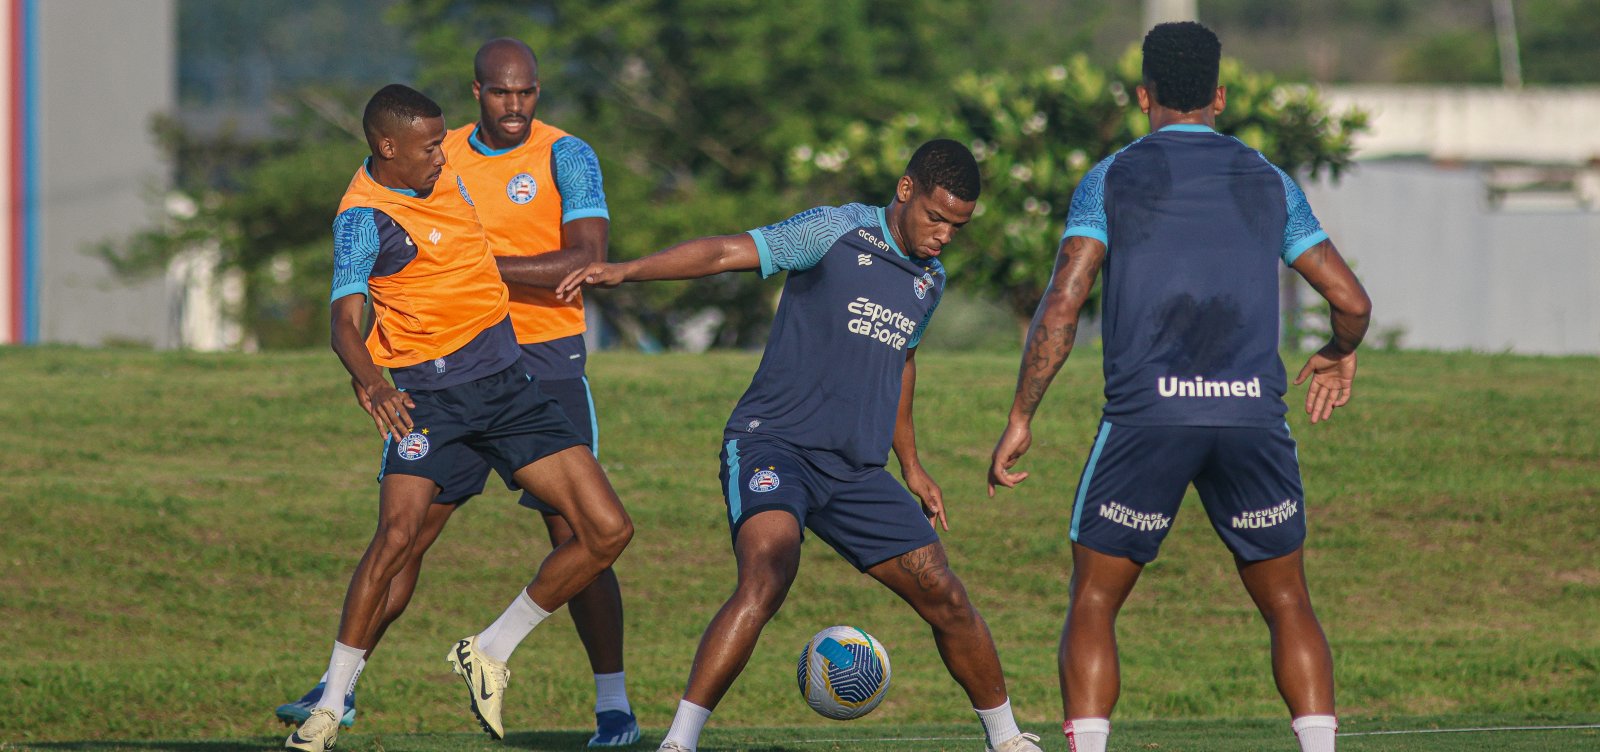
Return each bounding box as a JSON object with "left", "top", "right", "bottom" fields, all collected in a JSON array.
[{"left": 1304, "top": 86, "right": 1600, "bottom": 355}]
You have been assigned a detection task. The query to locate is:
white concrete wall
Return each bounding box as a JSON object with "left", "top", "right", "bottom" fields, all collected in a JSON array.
[
  {"left": 1304, "top": 160, "right": 1600, "bottom": 355},
  {"left": 1321, "top": 86, "right": 1600, "bottom": 164},
  {"left": 35, "top": 0, "right": 177, "bottom": 347}
]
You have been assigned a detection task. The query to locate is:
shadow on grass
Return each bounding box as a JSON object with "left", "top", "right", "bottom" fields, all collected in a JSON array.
[{"left": 13, "top": 731, "right": 600, "bottom": 752}]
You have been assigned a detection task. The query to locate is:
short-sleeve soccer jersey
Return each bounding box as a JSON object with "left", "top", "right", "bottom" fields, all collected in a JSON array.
[
  {"left": 1063, "top": 124, "right": 1328, "bottom": 427},
  {"left": 726, "top": 204, "right": 944, "bottom": 480}
]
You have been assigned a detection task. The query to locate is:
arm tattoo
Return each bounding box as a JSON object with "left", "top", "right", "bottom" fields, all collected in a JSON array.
[{"left": 1013, "top": 236, "right": 1102, "bottom": 418}]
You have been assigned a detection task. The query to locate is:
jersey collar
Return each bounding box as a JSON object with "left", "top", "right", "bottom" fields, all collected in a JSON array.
[
  {"left": 468, "top": 124, "right": 529, "bottom": 156},
  {"left": 875, "top": 206, "right": 909, "bottom": 260},
  {"left": 1157, "top": 123, "right": 1216, "bottom": 134},
  {"left": 363, "top": 158, "right": 419, "bottom": 197}
]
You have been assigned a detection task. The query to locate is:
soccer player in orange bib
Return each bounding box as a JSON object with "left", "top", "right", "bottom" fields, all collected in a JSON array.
[
  {"left": 282, "top": 84, "right": 632, "bottom": 752},
  {"left": 277, "top": 42, "right": 640, "bottom": 747}
]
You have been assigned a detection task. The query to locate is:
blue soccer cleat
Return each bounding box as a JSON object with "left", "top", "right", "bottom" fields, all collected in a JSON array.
[
  {"left": 275, "top": 682, "right": 357, "bottom": 728},
  {"left": 587, "top": 709, "right": 641, "bottom": 747}
]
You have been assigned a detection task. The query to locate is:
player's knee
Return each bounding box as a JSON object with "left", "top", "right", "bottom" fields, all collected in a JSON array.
[
  {"left": 915, "top": 568, "right": 975, "bottom": 625},
  {"left": 733, "top": 576, "right": 791, "bottom": 617},
  {"left": 585, "top": 513, "right": 633, "bottom": 561}
]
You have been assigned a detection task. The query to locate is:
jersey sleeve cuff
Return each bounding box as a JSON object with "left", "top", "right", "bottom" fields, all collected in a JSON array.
[
  {"left": 329, "top": 284, "right": 369, "bottom": 304},
  {"left": 749, "top": 229, "right": 778, "bottom": 278},
  {"left": 1282, "top": 230, "right": 1329, "bottom": 265},
  {"left": 1062, "top": 226, "right": 1108, "bottom": 244},
  {"left": 562, "top": 207, "right": 611, "bottom": 223}
]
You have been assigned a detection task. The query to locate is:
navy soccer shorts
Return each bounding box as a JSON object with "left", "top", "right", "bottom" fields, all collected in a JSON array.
[
  {"left": 377, "top": 366, "right": 585, "bottom": 500},
  {"left": 718, "top": 436, "right": 940, "bottom": 572},
  {"left": 1069, "top": 421, "right": 1306, "bottom": 564}
]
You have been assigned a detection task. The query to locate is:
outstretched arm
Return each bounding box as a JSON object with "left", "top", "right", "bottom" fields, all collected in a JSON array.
[
  {"left": 495, "top": 217, "right": 609, "bottom": 288},
  {"left": 1289, "top": 239, "right": 1371, "bottom": 423},
  {"left": 556, "top": 233, "right": 759, "bottom": 300},
  {"left": 892, "top": 347, "right": 946, "bottom": 530},
  {"left": 988, "top": 234, "right": 1106, "bottom": 495}
]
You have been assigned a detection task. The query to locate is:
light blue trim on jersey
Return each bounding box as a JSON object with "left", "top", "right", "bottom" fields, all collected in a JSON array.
[
  {"left": 1264, "top": 157, "right": 1328, "bottom": 265},
  {"left": 725, "top": 439, "right": 743, "bottom": 522},
  {"left": 1062, "top": 153, "right": 1116, "bottom": 244},
  {"left": 563, "top": 207, "right": 610, "bottom": 223},
  {"left": 1158, "top": 123, "right": 1216, "bottom": 133},
  {"left": 748, "top": 204, "right": 878, "bottom": 278},
  {"left": 875, "top": 206, "right": 908, "bottom": 259},
  {"left": 1070, "top": 422, "right": 1113, "bottom": 541},
  {"left": 363, "top": 159, "right": 419, "bottom": 196},
  {"left": 582, "top": 376, "right": 600, "bottom": 458},
  {"left": 750, "top": 230, "right": 778, "bottom": 278},
  {"left": 378, "top": 434, "right": 392, "bottom": 482},
  {"left": 330, "top": 207, "right": 380, "bottom": 302},
  {"left": 467, "top": 125, "right": 521, "bottom": 157},
  {"left": 553, "top": 136, "right": 611, "bottom": 223}
]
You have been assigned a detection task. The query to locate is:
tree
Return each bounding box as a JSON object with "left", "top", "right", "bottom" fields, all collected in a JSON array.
[{"left": 787, "top": 49, "right": 1368, "bottom": 323}]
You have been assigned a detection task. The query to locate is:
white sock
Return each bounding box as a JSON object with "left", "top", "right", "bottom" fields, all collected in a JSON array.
[
  {"left": 315, "top": 642, "right": 365, "bottom": 712},
  {"left": 1064, "top": 717, "right": 1110, "bottom": 752},
  {"left": 662, "top": 699, "right": 712, "bottom": 750},
  {"left": 477, "top": 589, "right": 552, "bottom": 662},
  {"left": 1292, "top": 715, "right": 1338, "bottom": 752},
  {"left": 317, "top": 670, "right": 330, "bottom": 684},
  {"left": 975, "top": 699, "right": 1022, "bottom": 747},
  {"left": 594, "top": 671, "right": 632, "bottom": 715}
]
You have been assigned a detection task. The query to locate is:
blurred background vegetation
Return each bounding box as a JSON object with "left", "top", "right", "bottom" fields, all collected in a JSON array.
[{"left": 102, "top": 0, "right": 1598, "bottom": 350}]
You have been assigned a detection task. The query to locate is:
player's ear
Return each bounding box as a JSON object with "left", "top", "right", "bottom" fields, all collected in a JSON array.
[
  {"left": 896, "top": 175, "right": 915, "bottom": 204},
  {"left": 1136, "top": 84, "right": 1153, "bottom": 114},
  {"left": 1212, "top": 85, "right": 1227, "bottom": 116},
  {"left": 472, "top": 80, "right": 483, "bottom": 102},
  {"left": 377, "top": 134, "right": 398, "bottom": 160}
]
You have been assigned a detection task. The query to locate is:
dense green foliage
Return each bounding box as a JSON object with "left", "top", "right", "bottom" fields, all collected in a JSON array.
[
  {"left": 2, "top": 347, "right": 1596, "bottom": 746},
  {"left": 106, "top": 1, "right": 1364, "bottom": 349}
]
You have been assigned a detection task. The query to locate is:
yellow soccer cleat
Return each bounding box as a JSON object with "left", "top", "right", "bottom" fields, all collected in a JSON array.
[
  {"left": 447, "top": 636, "right": 511, "bottom": 739},
  {"left": 284, "top": 707, "right": 340, "bottom": 752}
]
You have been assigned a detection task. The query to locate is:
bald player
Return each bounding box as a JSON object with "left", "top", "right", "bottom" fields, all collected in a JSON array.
[
  {"left": 275, "top": 41, "right": 640, "bottom": 748},
  {"left": 282, "top": 84, "right": 632, "bottom": 752}
]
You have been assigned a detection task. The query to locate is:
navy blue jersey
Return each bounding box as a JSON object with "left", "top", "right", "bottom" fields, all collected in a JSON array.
[
  {"left": 1064, "top": 124, "right": 1327, "bottom": 427},
  {"left": 725, "top": 204, "right": 945, "bottom": 479}
]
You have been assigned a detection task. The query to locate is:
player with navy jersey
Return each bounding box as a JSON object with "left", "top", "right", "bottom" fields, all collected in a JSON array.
[
  {"left": 987, "top": 23, "right": 1371, "bottom": 752},
  {"left": 275, "top": 40, "right": 640, "bottom": 748},
  {"left": 558, "top": 140, "right": 1043, "bottom": 752},
  {"left": 282, "top": 84, "right": 632, "bottom": 752}
]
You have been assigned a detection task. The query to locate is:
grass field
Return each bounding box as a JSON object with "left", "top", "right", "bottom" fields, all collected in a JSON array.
[{"left": 1, "top": 346, "right": 1597, "bottom": 750}]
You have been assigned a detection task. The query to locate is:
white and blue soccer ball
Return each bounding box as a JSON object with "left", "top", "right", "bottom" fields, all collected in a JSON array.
[{"left": 796, "top": 626, "right": 891, "bottom": 720}]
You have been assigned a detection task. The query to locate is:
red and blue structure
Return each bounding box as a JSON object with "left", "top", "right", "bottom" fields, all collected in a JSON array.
[{"left": 7, "top": 0, "right": 37, "bottom": 344}]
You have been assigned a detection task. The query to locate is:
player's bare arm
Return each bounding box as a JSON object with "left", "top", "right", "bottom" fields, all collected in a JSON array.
[
  {"left": 1289, "top": 239, "right": 1372, "bottom": 424},
  {"left": 554, "top": 233, "right": 760, "bottom": 300},
  {"left": 893, "top": 347, "right": 946, "bottom": 531},
  {"left": 330, "top": 293, "right": 414, "bottom": 441},
  {"left": 988, "top": 234, "right": 1106, "bottom": 495},
  {"left": 494, "top": 217, "right": 609, "bottom": 288}
]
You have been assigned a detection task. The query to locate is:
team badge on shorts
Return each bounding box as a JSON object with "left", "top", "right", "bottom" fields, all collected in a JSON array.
[
  {"left": 397, "top": 431, "right": 431, "bottom": 461},
  {"left": 913, "top": 271, "right": 934, "bottom": 300},
  {"left": 749, "top": 468, "right": 781, "bottom": 493},
  {"left": 506, "top": 173, "right": 538, "bottom": 204}
]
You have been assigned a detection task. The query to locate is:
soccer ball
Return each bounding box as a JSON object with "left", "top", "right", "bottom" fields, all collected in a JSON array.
[{"left": 795, "top": 626, "right": 891, "bottom": 720}]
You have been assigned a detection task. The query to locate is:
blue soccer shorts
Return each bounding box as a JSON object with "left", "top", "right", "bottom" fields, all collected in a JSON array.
[
  {"left": 718, "top": 436, "right": 940, "bottom": 572},
  {"left": 1069, "top": 421, "right": 1306, "bottom": 564},
  {"left": 377, "top": 366, "right": 585, "bottom": 500},
  {"left": 423, "top": 375, "right": 597, "bottom": 507}
]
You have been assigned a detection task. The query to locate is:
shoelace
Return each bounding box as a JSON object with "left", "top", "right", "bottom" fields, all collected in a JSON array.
[{"left": 996, "top": 732, "right": 1042, "bottom": 751}]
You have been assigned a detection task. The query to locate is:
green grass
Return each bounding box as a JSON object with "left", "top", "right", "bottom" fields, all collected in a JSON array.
[{"left": 1, "top": 346, "right": 1597, "bottom": 749}]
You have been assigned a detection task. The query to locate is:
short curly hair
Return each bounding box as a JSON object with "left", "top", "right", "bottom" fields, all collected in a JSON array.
[
  {"left": 1141, "top": 21, "right": 1222, "bottom": 113},
  {"left": 905, "top": 139, "right": 981, "bottom": 202}
]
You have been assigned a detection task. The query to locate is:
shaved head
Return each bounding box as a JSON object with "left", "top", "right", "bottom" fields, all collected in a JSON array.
[
  {"left": 362, "top": 83, "right": 443, "bottom": 154},
  {"left": 473, "top": 38, "right": 538, "bottom": 84}
]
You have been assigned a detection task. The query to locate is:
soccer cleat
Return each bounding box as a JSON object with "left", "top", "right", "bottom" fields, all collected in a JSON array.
[
  {"left": 284, "top": 707, "right": 340, "bottom": 752},
  {"left": 987, "top": 732, "right": 1044, "bottom": 752},
  {"left": 656, "top": 742, "right": 694, "bottom": 752},
  {"left": 275, "top": 682, "right": 357, "bottom": 728},
  {"left": 587, "top": 710, "right": 641, "bottom": 747},
  {"left": 447, "top": 636, "right": 511, "bottom": 739}
]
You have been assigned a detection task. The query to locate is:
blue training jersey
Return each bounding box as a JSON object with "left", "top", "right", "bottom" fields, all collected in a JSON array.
[
  {"left": 1063, "top": 124, "right": 1328, "bottom": 427},
  {"left": 726, "top": 203, "right": 945, "bottom": 479}
]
